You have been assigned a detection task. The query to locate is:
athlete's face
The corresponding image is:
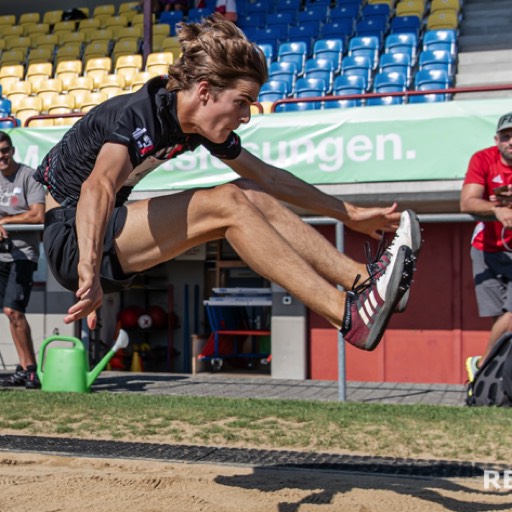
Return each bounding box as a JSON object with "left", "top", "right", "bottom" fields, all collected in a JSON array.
[
  {"left": 496, "top": 128, "right": 512, "bottom": 165},
  {"left": 198, "top": 79, "right": 260, "bottom": 143},
  {"left": 0, "top": 142, "right": 15, "bottom": 175}
]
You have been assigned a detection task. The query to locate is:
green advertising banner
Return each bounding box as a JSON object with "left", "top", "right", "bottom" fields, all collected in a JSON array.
[{"left": 5, "top": 98, "right": 512, "bottom": 191}]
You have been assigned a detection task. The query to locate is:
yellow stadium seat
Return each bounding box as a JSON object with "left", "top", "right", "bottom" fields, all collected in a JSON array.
[
  {"left": 27, "top": 47, "right": 55, "bottom": 65},
  {"left": 116, "top": 25, "right": 142, "bottom": 43},
  {"left": 26, "top": 62, "right": 53, "bottom": 90},
  {"left": 24, "top": 23, "right": 50, "bottom": 40},
  {"left": 80, "top": 91, "right": 108, "bottom": 112},
  {"left": 5, "top": 36, "right": 31, "bottom": 55},
  {"left": 395, "top": 0, "right": 426, "bottom": 19},
  {"left": 426, "top": 9, "right": 459, "bottom": 30},
  {"left": 53, "top": 20, "right": 76, "bottom": 34},
  {"left": 78, "top": 17, "right": 101, "bottom": 33},
  {"left": 55, "top": 60, "right": 83, "bottom": 90},
  {"left": 55, "top": 45, "right": 82, "bottom": 64},
  {"left": 367, "top": 0, "right": 395, "bottom": 6},
  {"left": 0, "top": 40, "right": 5, "bottom": 52},
  {"left": 0, "top": 50, "right": 25, "bottom": 66},
  {"left": 67, "top": 75, "right": 94, "bottom": 94},
  {"left": 98, "top": 73, "right": 126, "bottom": 97},
  {"left": 7, "top": 82, "right": 33, "bottom": 114},
  {"left": 102, "top": 15, "right": 128, "bottom": 30},
  {"left": 115, "top": 54, "right": 143, "bottom": 87},
  {"left": 42, "top": 10, "right": 63, "bottom": 26},
  {"left": 146, "top": 52, "right": 173, "bottom": 74},
  {"left": 86, "top": 28, "right": 114, "bottom": 45},
  {"left": 14, "top": 96, "right": 43, "bottom": 127},
  {"left": 118, "top": 2, "right": 139, "bottom": 22},
  {"left": 0, "top": 64, "right": 24, "bottom": 93},
  {"left": 0, "top": 25, "right": 24, "bottom": 38},
  {"left": 83, "top": 41, "right": 110, "bottom": 63},
  {"left": 112, "top": 39, "right": 139, "bottom": 64},
  {"left": 58, "top": 31, "right": 85, "bottom": 48},
  {"left": 19, "top": 12, "right": 41, "bottom": 25},
  {"left": 430, "top": 0, "right": 460, "bottom": 14},
  {"left": 131, "top": 70, "right": 157, "bottom": 91},
  {"left": 93, "top": 4, "right": 116, "bottom": 25},
  {"left": 159, "top": 36, "right": 181, "bottom": 62},
  {"left": 0, "top": 15, "right": 16, "bottom": 27},
  {"left": 33, "top": 33, "right": 58, "bottom": 50},
  {"left": 85, "top": 57, "right": 112, "bottom": 88},
  {"left": 48, "top": 94, "right": 79, "bottom": 125},
  {"left": 131, "top": 13, "right": 156, "bottom": 27},
  {"left": 36, "top": 78, "right": 64, "bottom": 112}
]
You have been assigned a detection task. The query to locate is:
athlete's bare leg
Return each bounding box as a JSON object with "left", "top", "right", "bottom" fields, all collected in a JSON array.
[{"left": 116, "top": 183, "right": 347, "bottom": 328}]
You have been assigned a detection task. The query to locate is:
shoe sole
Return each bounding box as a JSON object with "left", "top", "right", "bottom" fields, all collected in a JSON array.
[
  {"left": 465, "top": 356, "right": 479, "bottom": 383},
  {"left": 363, "top": 245, "right": 415, "bottom": 351},
  {"left": 395, "top": 210, "right": 422, "bottom": 313}
]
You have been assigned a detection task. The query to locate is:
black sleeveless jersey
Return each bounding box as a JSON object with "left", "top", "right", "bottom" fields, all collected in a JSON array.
[{"left": 35, "top": 76, "right": 242, "bottom": 207}]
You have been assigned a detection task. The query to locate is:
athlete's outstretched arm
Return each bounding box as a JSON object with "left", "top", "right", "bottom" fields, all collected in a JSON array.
[
  {"left": 65, "top": 143, "right": 134, "bottom": 329},
  {"left": 226, "top": 148, "right": 400, "bottom": 239}
]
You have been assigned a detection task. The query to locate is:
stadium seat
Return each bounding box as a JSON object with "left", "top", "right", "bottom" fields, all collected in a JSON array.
[
  {"left": 0, "top": 97, "right": 12, "bottom": 116},
  {"left": 6, "top": 81, "right": 32, "bottom": 111},
  {"left": 86, "top": 28, "right": 114, "bottom": 46},
  {"left": 34, "top": 33, "right": 58, "bottom": 50},
  {"left": 422, "top": 29, "right": 458, "bottom": 56},
  {"left": 1, "top": 26, "right": 24, "bottom": 39},
  {"left": 258, "top": 80, "right": 290, "bottom": 103},
  {"left": 258, "top": 43, "right": 274, "bottom": 68},
  {"left": 331, "top": 74, "right": 366, "bottom": 107},
  {"left": 58, "top": 31, "right": 86, "bottom": 50},
  {"left": 83, "top": 41, "right": 111, "bottom": 63},
  {"left": 239, "top": 13, "right": 266, "bottom": 32},
  {"left": 47, "top": 94, "right": 78, "bottom": 125},
  {"left": 409, "top": 82, "right": 450, "bottom": 103},
  {"left": 426, "top": 10, "right": 459, "bottom": 30},
  {"left": 320, "top": 20, "right": 355, "bottom": 46},
  {"left": 278, "top": 42, "right": 307, "bottom": 76},
  {"left": 384, "top": 32, "right": 418, "bottom": 64},
  {"left": 367, "top": 95, "right": 404, "bottom": 106},
  {"left": 362, "top": 3, "right": 391, "bottom": 22},
  {"left": 356, "top": 18, "right": 386, "bottom": 42},
  {"left": 0, "top": 15, "right": 17, "bottom": 27},
  {"left": 159, "top": 37, "right": 181, "bottom": 63},
  {"left": 269, "top": 61, "right": 299, "bottom": 92},
  {"left": 146, "top": 52, "right": 172, "bottom": 74},
  {"left": 116, "top": 25, "right": 142, "bottom": 43},
  {"left": 112, "top": 39, "right": 139, "bottom": 65},
  {"left": 26, "top": 62, "right": 53, "bottom": 90},
  {"left": 98, "top": 74, "right": 126, "bottom": 98},
  {"left": 373, "top": 70, "right": 407, "bottom": 92},
  {"left": 36, "top": 78, "right": 64, "bottom": 112},
  {"left": 23, "top": 23, "right": 50, "bottom": 39},
  {"left": 295, "top": 77, "right": 327, "bottom": 96},
  {"left": 390, "top": 15, "right": 422, "bottom": 36},
  {"left": 395, "top": 0, "right": 426, "bottom": 19},
  {"left": 115, "top": 54, "right": 143, "bottom": 87},
  {"left": 268, "top": 11, "right": 298, "bottom": 28},
  {"left": 414, "top": 68, "right": 451, "bottom": 88},
  {"left": 274, "top": 101, "right": 317, "bottom": 113},
  {"left": 430, "top": 0, "right": 460, "bottom": 15},
  {"left": 379, "top": 52, "right": 412, "bottom": 84},
  {"left": 118, "top": 1, "right": 139, "bottom": 21},
  {"left": 0, "top": 50, "right": 25, "bottom": 66},
  {"left": 53, "top": 21, "right": 76, "bottom": 35},
  {"left": 246, "top": 1, "right": 273, "bottom": 16},
  {"left": 349, "top": 35, "right": 380, "bottom": 69},
  {"left": 55, "top": 45, "right": 82, "bottom": 65},
  {"left": 329, "top": 5, "right": 360, "bottom": 23},
  {"left": 78, "top": 91, "right": 108, "bottom": 112},
  {"left": 19, "top": 12, "right": 41, "bottom": 25},
  {"left": 159, "top": 10, "right": 184, "bottom": 36},
  {"left": 254, "top": 26, "right": 287, "bottom": 56},
  {"left": 13, "top": 95, "right": 42, "bottom": 127},
  {"left": 297, "top": 7, "right": 329, "bottom": 25},
  {"left": 56, "top": 60, "right": 84, "bottom": 91},
  {"left": 93, "top": 4, "right": 116, "bottom": 22},
  {"left": 5, "top": 36, "right": 31, "bottom": 56},
  {"left": 102, "top": 15, "right": 129, "bottom": 31},
  {"left": 78, "top": 18, "right": 102, "bottom": 40},
  {"left": 287, "top": 24, "right": 320, "bottom": 56},
  {"left": 276, "top": 0, "right": 302, "bottom": 13},
  {"left": 341, "top": 55, "right": 373, "bottom": 90},
  {"left": 131, "top": 13, "right": 156, "bottom": 28},
  {"left": 313, "top": 39, "right": 343, "bottom": 74},
  {"left": 303, "top": 57, "right": 335, "bottom": 92},
  {"left": 131, "top": 71, "right": 157, "bottom": 91},
  {"left": 85, "top": 57, "right": 112, "bottom": 89},
  {"left": 418, "top": 49, "right": 456, "bottom": 77},
  {"left": 186, "top": 7, "right": 214, "bottom": 23},
  {"left": 42, "top": 10, "right": 63, "bottom": 26}
]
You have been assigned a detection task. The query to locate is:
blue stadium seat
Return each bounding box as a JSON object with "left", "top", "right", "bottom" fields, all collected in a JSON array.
[
  {"left": 333, "top": 74, "right": 366, "bottom": 94},
  {"left": 320, "top": 20, "right": 355, "bottom": 46},
  {"left": 418, "top": 49, "right": 456, "bottom": 77},
  {"left": 267, "top": 11, "right": 297, "bottom": 28},
  {"left": 253, "top": 26, "right": 287, "bottom": 55},
  {"left": 367, "top": 95, "right": 404, "bottom": 106},
  {"left": 0, "top": 97, "right": 11, "bottom": 116},
  {"left": 341, "top": 55, "right": 373, "bottom": 90},
  {"left": 258, "top": 43, "right": 274, "bottom": 68},
  {"left": 373, "top": 71, "right": 407, "bottom": 93},
  {"left": 159, "top": 10, "right": 183, "bottom": 35},
  {"left": 275, "top": 101, "right": 317, "bottom": 112},
  {"left": 409, "top": 82, "right": 449, "bottom": 103},
  {"left": 287, "top": 24, "right": 320, "bottom": 55},
  {"left": 414, "top": 68, "right": 451, "bottom": 88},
  {"left": 278, "top": 41, "right": 307, "bottom": 75},
  {"left": 355, "top": 18, "right": 386, "bottom": 43},
  {"left": 246, "top": 1, "right": 274, "bottom": 16},
  {"left": 269, "top": 60, "right": 299, "bottom": 91},
  {"left": 303, "top": 57, "right": 335, "bottom": 92},
  {"left": 324, "top": 98, "right": 360, "bottom": 109},
  {"left": 422, "top": 29, "right": 457, "bottom": 56},
  {"left": 258, "top": 80, "right": 290, "bottom": 102},
  {"left": 313, "top": 38, "right": 343, "bottom": 74},
  {"left": 384, "top": 32, "right": 418, "bottom": 65},
  {"left": 329, "top": 4, "right": 360, "bottom": 23},
  {"left": 379, "top": 52, "right": 412, "bottom": 85},
  {"left": 297, "top": 7, "right": 329, "bottom": 25},
  {"left": 238, "top": 13, "right": 266, "bottom": 30},
  {"left": 276, "top": 0, "right": 302, "bottom": 13},
  {"left": 295, "top": 76, "right": 328, "bottom": 96},
  {"left": 186, "top": 8, "right": 213, "bottom": 23},
  {"left": 362, "top": 3, "right": 391, "bottom": 21},
  {"left": 390, "top": 16, "right": 422, "bottom": 36},
  {"left": 349, "top": 35, "right": 380, "bottom": 69}
]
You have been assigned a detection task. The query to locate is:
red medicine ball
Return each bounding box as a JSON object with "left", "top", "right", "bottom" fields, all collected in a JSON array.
[
  {"left": 147, "top": 305, "right": 168, "bottom": 329},
  {"left": 118, "top": 306, "right": 145, "bottom": 330}
]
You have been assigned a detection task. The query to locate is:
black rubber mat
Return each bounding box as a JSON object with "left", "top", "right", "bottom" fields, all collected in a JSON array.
[{"left": 0, "top": 434, "right": 504, "bottom": 478}]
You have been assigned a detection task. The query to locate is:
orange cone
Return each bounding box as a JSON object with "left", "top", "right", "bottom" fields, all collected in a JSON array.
[{"left": 131, "top": 351, "right": 144, "bottom": 372}]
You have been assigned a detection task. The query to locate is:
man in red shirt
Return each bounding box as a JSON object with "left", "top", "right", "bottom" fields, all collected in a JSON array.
[{"left": 461, "top": 112, "right": 512, "bottom": 382}]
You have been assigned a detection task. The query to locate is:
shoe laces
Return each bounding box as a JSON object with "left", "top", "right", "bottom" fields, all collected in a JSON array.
[
  {"left": 365, "top": 233, "right": 387, "bottom": 277},
  {"left": 349, "top": 272, "right": 376, "bottom": 300}
]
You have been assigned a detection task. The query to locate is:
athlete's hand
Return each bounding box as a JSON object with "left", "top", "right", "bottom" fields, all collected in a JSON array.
[
  {"left": 344, "top": 203, "right": 400, "bottom": 239},
  {"left": 64, "top": 262, "right": 103, "bottom": 329}
]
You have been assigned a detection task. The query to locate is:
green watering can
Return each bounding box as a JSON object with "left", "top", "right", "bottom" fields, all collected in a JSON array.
[{"left": 37, "top": 329, "right": 129, "bottom": 393}]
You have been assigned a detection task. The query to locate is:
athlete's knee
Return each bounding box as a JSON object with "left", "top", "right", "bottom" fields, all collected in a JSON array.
[
  {"left": 212, "top": 182, "right": 256, "bottom": 218},
  {"left": 234, "top": 180, "right": 281, "bottom": 215},
  {"left": 3, "top": 307, "right": 25, "bottom": 323},
  {"left": 501, "top": 311, "right": 512, "bottom": 330}
]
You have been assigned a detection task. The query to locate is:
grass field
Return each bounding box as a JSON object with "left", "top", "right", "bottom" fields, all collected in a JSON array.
[{"left": 0, "top": 390, "right": 510, "bottom": 463}]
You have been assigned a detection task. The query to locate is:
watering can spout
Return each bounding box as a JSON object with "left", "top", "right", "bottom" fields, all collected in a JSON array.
[{"left": 87, "top": 329, "right": 129, "bottom": 388}]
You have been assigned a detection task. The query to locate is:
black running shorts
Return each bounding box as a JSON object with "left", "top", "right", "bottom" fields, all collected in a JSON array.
[
  {"left": 43, "top": 206, "right": 138, "bottom": 294},
  {"left": 0, "top": 260, "right": 37, "bottom": 312}
]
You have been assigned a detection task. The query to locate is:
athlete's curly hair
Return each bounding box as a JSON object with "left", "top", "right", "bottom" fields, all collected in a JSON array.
[{"left": 166, "top": 14, "right": 268, "bottom": 93}]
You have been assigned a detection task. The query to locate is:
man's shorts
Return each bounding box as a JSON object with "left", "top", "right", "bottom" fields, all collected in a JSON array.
[
  {"left": 0, "top": 260, "right": 37, "bottom": 313},
  {"left": 43, "top": 206, "right": 138, "bottom": 294},
  {"left": 471, "top": 246, "right": 512, "bottom": 317}
]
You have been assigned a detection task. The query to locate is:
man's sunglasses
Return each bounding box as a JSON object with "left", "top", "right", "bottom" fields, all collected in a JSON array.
[{"left": 0, "top": 147, "right": 13, "bottom": 154}]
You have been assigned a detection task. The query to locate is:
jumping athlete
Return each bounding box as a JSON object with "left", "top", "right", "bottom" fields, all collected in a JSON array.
[{"left": 35, "top": 14, "right": 421, "bottom": 352}]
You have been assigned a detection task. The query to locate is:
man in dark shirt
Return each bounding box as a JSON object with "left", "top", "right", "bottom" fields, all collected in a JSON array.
[{"left": 36, "top": 14, "right": 421, "bottom": 352}]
